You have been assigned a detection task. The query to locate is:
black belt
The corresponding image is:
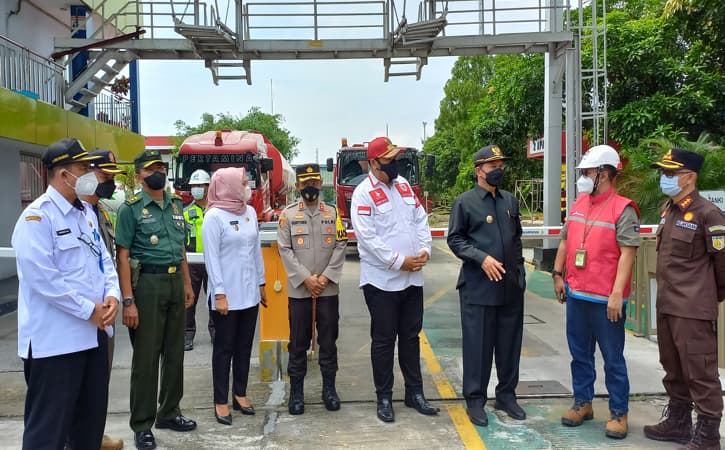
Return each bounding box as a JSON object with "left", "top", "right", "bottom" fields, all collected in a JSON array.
[{"left": 140, "top": 263, "right": 180, "bottom": 274}]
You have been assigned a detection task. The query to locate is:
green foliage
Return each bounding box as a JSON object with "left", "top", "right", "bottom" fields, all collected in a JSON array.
[
  {"left": 618, "top": 133, "right": 725, "bottom": 223},
  {"left": 174, "top": 107, "right": 300, "bottom": 160},
  {"left": 424, "top": 54, "right": 544, "bottom": 201}
]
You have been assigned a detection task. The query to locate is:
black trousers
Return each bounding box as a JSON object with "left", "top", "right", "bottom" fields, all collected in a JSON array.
[
  {"left": 362, "top": 284, "right": 424, "bottom": 400},
  {"left": 185, "top": 264, "right": 213, "bottom": 340},
  {"left": 460, "top": 298, "right": 523, "bottom": 408},
  {"left": 23, "top": 331, "right": 109, "bottom": 450},
  {"left": 287, "top": 295, "right": 340, "bottom": 379},
  {"left": 211, "top": 305, "right": 258, "bottom": 404}
]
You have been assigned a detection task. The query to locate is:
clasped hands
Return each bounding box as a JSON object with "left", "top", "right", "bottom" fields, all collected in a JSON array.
[
  {"left": 401, "top": 250, "right": 429, "bottom": 273},
  {"left": 89, "top": 296, "right": 119, "bottom": 329},
  {"left": 304, "top": 274, "right": 330, "bottom": 298}
]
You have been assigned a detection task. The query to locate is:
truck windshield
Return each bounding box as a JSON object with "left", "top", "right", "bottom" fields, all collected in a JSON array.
[
  {"left": 337, "top": 150, "right": 419, "bottom": 186},
  {"left": 175, "top": 153, "right": 259, "bottom": 190}
]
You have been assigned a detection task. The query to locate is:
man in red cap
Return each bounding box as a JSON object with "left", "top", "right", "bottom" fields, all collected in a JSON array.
[{"left": 351, "top": 136, "right": 439, "bottom": 423}]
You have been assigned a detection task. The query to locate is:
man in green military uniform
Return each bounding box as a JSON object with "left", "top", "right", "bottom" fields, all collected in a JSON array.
[
  {"left": 115, "top": 150, "right": 197, "bottom": 450},
  {"left": 277, "top": 163, "right": 347, "bottom": 415},
  {"left": 184, "top": 169, "right": 212, "bottom": 351}
]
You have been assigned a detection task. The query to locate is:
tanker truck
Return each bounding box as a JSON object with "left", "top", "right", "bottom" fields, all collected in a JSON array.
[{"left": 174, "top": 129, "right": 296, "bottom": 221}]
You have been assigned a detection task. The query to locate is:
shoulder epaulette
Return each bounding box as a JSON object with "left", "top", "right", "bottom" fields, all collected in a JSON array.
[
  {"left": 284, "top": 203, "right": 297, "bottom": 210},
  {"left": 125, "top": 196, "right": 141, "bottom": 205}
]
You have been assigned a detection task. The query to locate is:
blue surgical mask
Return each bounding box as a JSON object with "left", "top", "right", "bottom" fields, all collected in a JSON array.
[{"left": 660, "top": 174, "right": 682, "bottom": 197}]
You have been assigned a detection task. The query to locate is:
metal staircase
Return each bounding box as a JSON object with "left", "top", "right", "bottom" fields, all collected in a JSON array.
[
  {"left": 386, "top": 8, "right": 447, "bottom": 80},
  {"left": 65, "top": 49, "right": 136, "bottom": 112}
]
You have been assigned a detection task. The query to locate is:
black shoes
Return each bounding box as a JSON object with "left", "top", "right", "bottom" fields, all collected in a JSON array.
[
  {"left": 494, "top": 399, "right": 527, "bottom": 420},
  {"left": 215, "top": 409, "right": 233, "bottom": 426},
  {"left": 184, "top": 335, "right": 193, "bottom": 352},
  {"left": 233, "top": 397, "right": 256, "bottom": 415},
  {"left": 377, "top": 398, "right": 395, "bottom": 423},
  {"left": 134, "top": 430, "right": 156, "bottom": 450},
  {"left": 467, "top": 407, "right": 489, "bottom": 427},
  {"left": 155, "top": 415, "right": 197, "bottom": 432},
  {"left": 322, "top": 375, "right": 341, "bottom": 411},
  {"left": 288, "top": 378, "right": 305, "bottom": 415},
  {"left": 404, "top": 393, "right": 440, "bottom": 415}
]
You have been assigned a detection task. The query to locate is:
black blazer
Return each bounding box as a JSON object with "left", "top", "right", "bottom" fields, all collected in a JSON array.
[{"left": 447, "top": 185, "right": 525, "bottom": 306}]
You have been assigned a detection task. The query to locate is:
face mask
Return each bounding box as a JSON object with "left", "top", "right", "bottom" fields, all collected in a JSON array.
[
  {"left": 191, "top": 186, "right": 206, "bottom": 200},
  {"left": 485, "top": 167, "right": 504, "bottom": 186},
  {"left": 377, "top": 159, "right": 398, "bottom": 182},
  {"left": 300, "top": 186, "right": 320, "bottom": 202},
  {"left": 576, "top": 175, "right": 594, "bottom": 194},
  {"left": 67, "top": 171, "right": 99, "bottom": 197},
  {"left": 95, "top": 180, "right": 116, "bottom": 199},
  {"left": 242, "top": 185, "right": 252, "bottom": 202},
  {"left": 660, "top": 174, "right": 682, "bottom": 197},
  {"left": 144, "top": 171, "right": 166, "bottom": 191}
]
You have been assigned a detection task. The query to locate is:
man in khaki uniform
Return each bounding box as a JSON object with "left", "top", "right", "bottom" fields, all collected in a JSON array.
[{"left": 278, "top": 163, "right": 347, "bottom": 415}]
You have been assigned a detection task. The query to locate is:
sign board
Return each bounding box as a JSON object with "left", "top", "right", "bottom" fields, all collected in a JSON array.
[{"left": 701, "top": 190, "right": 725, "bottom": 212}]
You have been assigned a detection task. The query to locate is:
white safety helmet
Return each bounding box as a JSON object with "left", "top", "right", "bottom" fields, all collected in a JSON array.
[
  {"left": 189, "top": 169, "right": 211, "bottom": 185},
  {"left": 577, "top": 145, "right": 622, "bottom": 170}
]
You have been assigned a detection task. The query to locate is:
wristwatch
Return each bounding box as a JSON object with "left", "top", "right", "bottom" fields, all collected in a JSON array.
[
  {"left": 551, "top": 270, "right": 564, "bottom": 279},
  {"left": 122, "top": 296, "right": 135, "bottom": 306}
]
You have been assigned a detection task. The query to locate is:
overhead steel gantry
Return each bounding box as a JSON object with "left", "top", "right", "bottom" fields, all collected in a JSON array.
[
  {"left": 55, "top": 0, "right": 594, "bottom": 269},
  {"left": 54, "top": 0, "right": 572, "bottom": 91}
]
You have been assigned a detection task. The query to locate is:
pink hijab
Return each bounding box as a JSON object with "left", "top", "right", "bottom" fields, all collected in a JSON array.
[{"left": 207, "top": 167, "right": 249, "bottom": 215}]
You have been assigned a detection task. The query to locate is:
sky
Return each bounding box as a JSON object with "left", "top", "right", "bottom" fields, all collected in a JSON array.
[{"left": 137, "top": 54, "right": 456, "bottom": 166}]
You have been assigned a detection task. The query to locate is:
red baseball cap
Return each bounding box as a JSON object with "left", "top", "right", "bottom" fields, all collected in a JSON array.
[{"left": 367, "top": 137, "right": 401, "bottom": 160}]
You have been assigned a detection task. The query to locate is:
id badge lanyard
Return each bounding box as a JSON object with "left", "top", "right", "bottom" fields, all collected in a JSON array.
[{"left": 577, "top": 192, "right": 615, "bottom": 268}]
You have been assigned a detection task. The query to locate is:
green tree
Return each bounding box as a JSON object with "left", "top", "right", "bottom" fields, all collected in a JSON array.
[
  {"left": 618, "top": 134, "right": 725, "bottom": 223},
  {"left": 174, "top": 107, "right": 300, "bottom": 160}
]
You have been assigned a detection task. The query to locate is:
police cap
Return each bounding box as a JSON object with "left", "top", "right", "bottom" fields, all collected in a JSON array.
[
  {"left": 651, "top": 148, "right": 704, "bottom": 173},
  {"left": 296, "top": 163, "right": 322, "bottom": 183},
  {"left": 134, "top": 149, "right": 164, "bottom": 170},
  {"left": 89, "top": 149, "right": 124, "bottom": 174},
  {"left": 474, "top": 144, "right": 509, "bottom": 166},
  {"left": 42, "top": 138, "right": 101, "bottom": 169}
]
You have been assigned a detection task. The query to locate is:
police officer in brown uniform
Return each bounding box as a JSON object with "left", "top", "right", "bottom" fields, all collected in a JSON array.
[
  {"left": 644, "top": 148, "right": 725, "bottom": 450},
  {"left": 277, "top": 163, "right": 347, "bottom": 415}
]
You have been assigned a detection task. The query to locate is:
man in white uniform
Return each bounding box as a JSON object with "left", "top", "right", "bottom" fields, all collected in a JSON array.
[
  {"left": 351, "top": 136, "right": 439, "bottom": 423},
  {"left": 12, "top": 138, "right": 120, "bottom": 449}
]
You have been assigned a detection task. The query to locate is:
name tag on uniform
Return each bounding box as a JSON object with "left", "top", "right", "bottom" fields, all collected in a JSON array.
[
  {"left": 56, "top": 228, "right": 71, "bottom": 236},
  {"left": 675, "top": 220, "right": 697, "bottom": 231},
  {"left": 172, "top": 214, "right": 184, "bottom": 221}
]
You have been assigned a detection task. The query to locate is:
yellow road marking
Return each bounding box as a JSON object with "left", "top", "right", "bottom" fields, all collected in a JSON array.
[
  {"left": 424, "top": 287, "right": 449, "bottom": 309},
  {"left": 420, "top": 330, "right": 486, "bottom": 449}
]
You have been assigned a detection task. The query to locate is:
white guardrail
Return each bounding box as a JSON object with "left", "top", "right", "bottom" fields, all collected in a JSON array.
[{"left": 0, "top": 225, "right": 659, "bottom": 265}]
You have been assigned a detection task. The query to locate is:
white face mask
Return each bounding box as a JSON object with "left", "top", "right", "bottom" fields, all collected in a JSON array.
[
  {"left": 67, "top": 171, "right": 99, "bottom": 197},
  {"left": 576, "top": 175, "right": 594, "bottom": 194},
  {"left": 241, "top": 185, "right": 252, "bottom": 202},
  {"left": 191, "top": 186, "right": 206, "bottom": 200}
]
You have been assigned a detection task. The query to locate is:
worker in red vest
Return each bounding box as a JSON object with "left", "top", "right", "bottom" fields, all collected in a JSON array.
[{"left": 552, "top": 145, "right": 640, "bottom": 440}]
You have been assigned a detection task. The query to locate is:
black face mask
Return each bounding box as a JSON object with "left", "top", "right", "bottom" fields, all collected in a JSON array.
[
  {"left": 300, "top": 186, "right": 320, "bottom": 203},
  {"left": 485, "top": 167, "right": 504, "bottom": 186},
  {"left": 144, "top": 171, "right": 166, "bottom": 191},
  {"left": 95, "top": 180, "right": 116, "bottom": 199},
  {"left": 377, "top": 159, "right": 399, "bottom": 182}
]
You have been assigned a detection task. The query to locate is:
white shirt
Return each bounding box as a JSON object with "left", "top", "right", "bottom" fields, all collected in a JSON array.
[
  {"left": 351, "top": 173, "right": 432, "bottom": 291},
  {"left": 202, "top": 206, "right": 265, "bottom": 311},
  {"left": 12, "top": 185, "right": 120, "bottom": 359}
]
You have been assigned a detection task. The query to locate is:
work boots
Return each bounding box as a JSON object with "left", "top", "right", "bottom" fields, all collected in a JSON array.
[
  {"left": 685, "top": 416, "right": 721, "bottom": 450},
  {"left": 288, "top": 377, "right": 305, "bottom": 415},
  {"left": 643, "top": 401, "right": 693, "bottom": 444},
  {"left": 322, "top": 373, "right": 341, "bottom": 411},
  {"left": 605, "top": 412, "right": 628, "bottom": 439},
  {"left": 561, "top": 401, "right": 594, "bottom": 426}
]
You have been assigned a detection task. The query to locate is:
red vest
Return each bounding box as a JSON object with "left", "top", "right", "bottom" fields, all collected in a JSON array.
[{"left": 565, "top": 188, "right": 638, "bottom": 301}]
